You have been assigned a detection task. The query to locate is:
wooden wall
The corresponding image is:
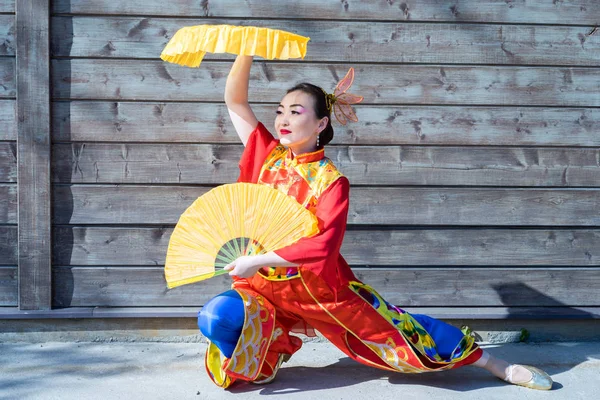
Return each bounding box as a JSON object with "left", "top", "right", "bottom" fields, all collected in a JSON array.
[
  {"left": 0, "top": 0, "right": 17, "bottom": 307},
  {"left": 1, "top": 1, "right": 599, "bottom": 315}
]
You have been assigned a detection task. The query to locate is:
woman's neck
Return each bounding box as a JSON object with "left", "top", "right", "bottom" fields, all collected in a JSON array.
[{"left": 287, "top": 143, "right": 319, "bottom": 157}]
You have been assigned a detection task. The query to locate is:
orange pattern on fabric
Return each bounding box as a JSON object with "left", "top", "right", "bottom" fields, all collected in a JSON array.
[
  {"left": 215, "top": 289, "right": 276, "bottom": 381},
  {"left": 296, "top": 270, "right": 481, "bottom": 374},
  {"left": 257, "top": 146, "right": 343, "bottom": 278},
  {"left": 258, "top": 146, "right": 343, "bottom": 213}
]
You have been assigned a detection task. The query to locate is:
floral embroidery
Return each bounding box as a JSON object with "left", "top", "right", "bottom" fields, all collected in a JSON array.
[{"left": 257, "top": 146, "right": 343, "bottom": 278}]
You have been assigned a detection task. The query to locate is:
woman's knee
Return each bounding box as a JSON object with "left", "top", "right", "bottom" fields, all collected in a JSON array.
[{"left": 198, "top": 290, "right": 245, "bottom": 339}]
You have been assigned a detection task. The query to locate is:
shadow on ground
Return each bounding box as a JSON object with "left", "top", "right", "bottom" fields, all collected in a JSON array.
[{"left": 228, "top": 342, "right": 599, "bottom": 394}]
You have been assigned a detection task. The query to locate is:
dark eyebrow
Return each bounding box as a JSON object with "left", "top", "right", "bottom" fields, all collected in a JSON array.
[{"left": 277, "top": 104, "right": 305, "bottom": 109}]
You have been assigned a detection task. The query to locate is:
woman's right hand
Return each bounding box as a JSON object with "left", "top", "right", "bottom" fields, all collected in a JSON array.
[
  {"left": 225, "top": 55, "right": 258, "bottom": 146},
  {"left": 223, "top": 255, "right": 263, "bottom": 278}
]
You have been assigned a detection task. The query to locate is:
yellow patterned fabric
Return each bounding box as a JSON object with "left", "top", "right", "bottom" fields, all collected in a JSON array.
[
  {"left": 205, "top": 342, "right": 234, "bottom": 388},
  {"left": 256, "top": 145, "right": 344, "bottom": 279},
  {"left": 360, "top": 338, "right": 452, "bottom": 373},
  {"left": 347, "top": 281, "right": 478, "bottom": 368},
  {"left": 204, "top": 288, "right": 277, "bottom": 385},
  {"left": 258, "top": 145, "right": 343, "bottom": 212},
  {"left": 161, "top": 24, "right": 310, "bottom": 67}
]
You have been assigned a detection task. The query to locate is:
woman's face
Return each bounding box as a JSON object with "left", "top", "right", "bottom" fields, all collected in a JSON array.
[{"left": 275, "top": 90, "right": 328, "bottom": 154}]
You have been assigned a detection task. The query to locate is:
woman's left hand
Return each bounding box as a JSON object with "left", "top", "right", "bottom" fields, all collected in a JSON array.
[{"left": 224, "top": 256, "right": 263, "bottom": 278}]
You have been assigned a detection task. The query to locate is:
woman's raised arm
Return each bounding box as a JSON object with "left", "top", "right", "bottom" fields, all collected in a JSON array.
[{"left": 224, "top": 55, "right": 259, "bottom": 146}]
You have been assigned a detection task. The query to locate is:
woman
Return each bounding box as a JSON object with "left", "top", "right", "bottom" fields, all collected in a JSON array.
[{"left": 198, "top": 55, "right": 552, "bottom": 390}]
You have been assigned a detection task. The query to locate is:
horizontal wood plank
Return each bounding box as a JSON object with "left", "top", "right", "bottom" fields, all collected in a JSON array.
[
  {"left": 349, "top": 188, "right": 600, "bottom": 226},
  {"left": 51, "top": 17, "right": 600, "bottom": 66},
  {"left": 0, "top": 141, "right": 16, "bottom": 182},
  {"left": 52, "top": 102, "right": 600, "bottom": 147},
  {"left": 0, "top": 0, "right": 13, "bottom": 13},
  {"left": 0, "top": 226, "right": 17, "bottom": 265},
  {"left": 0, "top": 57, "right": 15, "bottom": 98},
  {"left": 53, "top": 185, "right": 600, "bottom": 226},
  {"left": 354, "top": 268, "right": 600, "bottom": 307},
  {"left": 0, "top": 100, "right": 15, "bottom": 140},
  {"left": 51, "top": 60, "right": 600, "bottom": 106},
  {"left": 3, "top": 306, "right": 599, "bottom": 319},
  {"left": 0, "top": 15, "right": 14, "bottom": 56},
  {"left": 0, "top": 184, "right": 16, "bottom": 223},
  {"left": 51, "top": 0, "right": 600, "bottom": 25},
  {"left": 51, "top": 143, "right": 600, "bottom": 187},
  {"left": 0, "top": 267, "right": 17, "bottom": 306},
  {"left": 52, "top": 266, "right": 600, "bottom": 307},
  {"left": 53, "top": 226, "right": 600, "bottom": 266}
]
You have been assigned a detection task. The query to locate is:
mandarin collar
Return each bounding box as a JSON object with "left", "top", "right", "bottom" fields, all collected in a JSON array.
[{"left": 285, "top": 147, "right": 325, "bottom": 164}]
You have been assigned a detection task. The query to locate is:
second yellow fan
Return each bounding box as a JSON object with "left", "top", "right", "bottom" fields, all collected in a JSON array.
[{"left": 161, "top": 24, "right": 310, "bottom": 67}]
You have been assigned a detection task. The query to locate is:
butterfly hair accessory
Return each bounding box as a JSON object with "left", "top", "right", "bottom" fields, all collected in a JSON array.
[{"left": 322, "top": 67, "right": 364, "bottom": 125}]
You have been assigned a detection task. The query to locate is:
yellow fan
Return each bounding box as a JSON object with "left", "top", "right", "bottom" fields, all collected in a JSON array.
[
  {"left": 160, "top": 24, "right": 310, "bottom": 67},
  {"left": 165, "top": 183, "right": 319, "bottom": 288}
]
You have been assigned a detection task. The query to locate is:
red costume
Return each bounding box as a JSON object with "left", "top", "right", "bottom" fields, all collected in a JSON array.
[{"left": 205, "top": 122, "right": 482, "bottom": 387}]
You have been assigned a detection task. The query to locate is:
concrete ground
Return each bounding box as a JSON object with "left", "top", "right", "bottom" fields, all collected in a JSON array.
[{"left": 1, "top": 341, "right": 599, "bottom": 399}]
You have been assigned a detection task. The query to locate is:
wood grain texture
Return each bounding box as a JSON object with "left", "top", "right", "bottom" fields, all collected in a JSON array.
[
  {"left": 16, "top": 0, "right": 51, "bottom": 310},
  {"left": 52, "top": 102, "right": 600, "bottom": 146},
  {"left": 0, "top": 0, "right": 14, "bottom": 13},
  {"left": 53, "top": 226, "right": 600, "bottom": 266},
  {"left": 342, "top": 229, "right": 599, "bottom": 266},
  {"left": 349, "top": 188, "right": 600, "bottom": 226},
  {"left": 0, "top": 141, "right": 16, "bottom": 182},
  {"left": 13, "top": 0, "right": 600, "bottom": 313},
  {"left": 50, "top": 0, "right": 600, "bottom": 25},
  {"left": 52, "top": 185, "right": 600, "bottom": 226},
  {"left": 51, "top": 17, "right": 600, "bottom": 66},
  {"left": 353, "top": 268, "right": 600, "bottom": 307},
  {"left": 51, "top": 143, "right": 600, "bottom": 187},
  {"left": 0, "top": 184, "right": 16, "bottom": 223},
  {"left": 0, "top": 267, "right": 17, "bottom": 306},
  {"left": 0, "top": 226, "right": 16, "bottom": 265},
  {"left": 2, "top": 306, "right": 599, "bottom": 319},
  {"left": 0, "top": 57, "right": 15, "bottom": 98},
  {"left": 52, "top": 266, "right": 600, "bottom": 307},
  {"left": 0, "top": 15, "right": 14, "bottom": 56},
  {"left": 51, "top": 60, "right": 600, "bottom": 106},
  {"left": 0, "top": 100, "right": 15, "bottom": 140}
]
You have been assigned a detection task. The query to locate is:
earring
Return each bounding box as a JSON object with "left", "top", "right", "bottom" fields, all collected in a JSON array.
[{"left": 316, "top": 134, "right": 320, "bottom": 147}]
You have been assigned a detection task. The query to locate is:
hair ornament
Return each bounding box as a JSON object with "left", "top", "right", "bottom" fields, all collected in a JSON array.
[{"left": 322, "top": 68, "right": 363, "bottom": 125}]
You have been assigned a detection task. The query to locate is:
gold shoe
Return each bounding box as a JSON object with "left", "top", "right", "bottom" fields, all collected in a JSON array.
[{"left": 505, "top": 364, "right": 553, "bottom": 390}]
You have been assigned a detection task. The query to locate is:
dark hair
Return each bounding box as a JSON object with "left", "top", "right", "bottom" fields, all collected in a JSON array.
[{"left": 286, "top": 83, "right": 334, "bottom": 148}]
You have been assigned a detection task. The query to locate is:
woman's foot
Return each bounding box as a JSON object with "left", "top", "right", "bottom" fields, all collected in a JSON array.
[
  {"left": 504, "top": 364, "right": 553, "bottom": 390},
  {"left": 473, "top": 350, "right": 552, "bottom": 390}
]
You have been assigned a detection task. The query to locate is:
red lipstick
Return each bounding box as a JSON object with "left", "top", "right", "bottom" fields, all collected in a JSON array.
[{"left": 280, "top": 129, "right": 291, "bottom": 135}]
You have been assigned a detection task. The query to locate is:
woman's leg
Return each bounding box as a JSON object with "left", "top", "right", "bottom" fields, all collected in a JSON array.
[
  {"left": 411, "top": 314, "right": 466, "bottom": 360},
  {"left": 412, "top": 313, "right": 552, "bottom": 390},
  {"left": 197, "top": 290, "right": 245, "bottom": 358},
  {"left": 472, "top": 350, "right": 532, "bottom": 382},
  {"left": 471, "top": 349, "right": 553, "bottom": 390},
  {"left": 412, "top": 313, "right": 552, "bottom": 389}
]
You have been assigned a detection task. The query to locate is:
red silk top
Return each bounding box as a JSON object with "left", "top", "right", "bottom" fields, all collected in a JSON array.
[{"left": 237, "top": 122, "right": 357, "bottom": 290}]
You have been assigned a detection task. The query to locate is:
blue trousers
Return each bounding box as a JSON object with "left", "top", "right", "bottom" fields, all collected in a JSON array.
[{"left": 197, "top": 290, "right": 245, "bottom": 358}]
